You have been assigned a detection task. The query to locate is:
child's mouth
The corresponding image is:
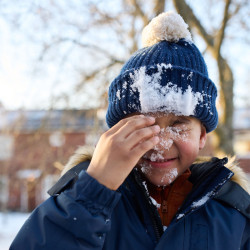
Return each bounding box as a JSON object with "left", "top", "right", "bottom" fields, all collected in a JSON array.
[{"left": 144, "top": 157, "right": 177, "bottom": 168}]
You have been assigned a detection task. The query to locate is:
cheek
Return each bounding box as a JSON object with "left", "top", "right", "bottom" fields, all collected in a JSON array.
[{"left": 178, "top": 137, "right": 200, "bottom": 159}]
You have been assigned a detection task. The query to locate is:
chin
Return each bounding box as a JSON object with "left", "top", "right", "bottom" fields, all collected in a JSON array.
[{"left": 144, "top": 170, "right": 179, "bottom": 186}]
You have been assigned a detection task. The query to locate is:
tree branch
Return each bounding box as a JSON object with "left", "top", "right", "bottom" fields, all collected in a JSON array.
[
  {"left": 40, "top": 38, "right": 124, "bottom": 64},
  {"left": 75, "top": 60, "right": 124, "bottom": 92},
  {"left": 214, "top": 0, "right": 232, "bottom": 58},
  {"left": 127, "top": 0, "right": 150, "bottom": 26},
  {"left": 172, "top": 0, "right": 214, "bottom": 50}
]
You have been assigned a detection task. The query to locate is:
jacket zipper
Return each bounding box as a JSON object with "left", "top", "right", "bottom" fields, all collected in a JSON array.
[
  {"left": 145, "top": 194, "right": 162, "bottom": 241},
  {"left": 132, "top": 171, "right": 163, "bottom": 242}
]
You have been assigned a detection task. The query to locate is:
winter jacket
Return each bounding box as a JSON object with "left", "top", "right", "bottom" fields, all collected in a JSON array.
[{"left": 10, "top": 147, "right": 250, "bottom": 250}]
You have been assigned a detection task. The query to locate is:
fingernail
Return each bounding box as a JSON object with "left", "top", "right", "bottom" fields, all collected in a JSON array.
[{"left": 153, "top": 125, "right": 160, "bottom": 132}]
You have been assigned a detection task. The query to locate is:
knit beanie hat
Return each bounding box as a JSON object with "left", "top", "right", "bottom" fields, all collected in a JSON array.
[{"left": 106, "top": 11, "right": 218, "bottom": 133}]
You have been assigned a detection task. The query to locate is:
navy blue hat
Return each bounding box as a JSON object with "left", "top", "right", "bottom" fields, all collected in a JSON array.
[{"left": 106, "top": 12, "right": 218, "bottom": 133}]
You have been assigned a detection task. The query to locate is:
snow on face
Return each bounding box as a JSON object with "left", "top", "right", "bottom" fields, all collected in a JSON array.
[
  {"left": 140, "top": 160, "right": 152, "bottom": 175},
  {"left": 139, "top": 160, "right": 179, "bottom": 186},
  {"left": 142, "top": 125, "right": 189, "bottom": 162},
  {"left": 138, "top": 123, "right": 189, "bottom": 185},
  {"left": 128, "top": 63, "right": 203, "bottom": 116},
  {"left": 160, "top": 168, "right": 178, "bottom": 184}
]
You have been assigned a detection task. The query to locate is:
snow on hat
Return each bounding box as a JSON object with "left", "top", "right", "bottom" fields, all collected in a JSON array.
[{"left": 106, "top": 11, "right": 218, "bottom": 133}]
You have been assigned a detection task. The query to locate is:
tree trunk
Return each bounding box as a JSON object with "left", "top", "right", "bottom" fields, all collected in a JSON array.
[{"left": 216, "top": 55, "right": 234, "bottom": 155}]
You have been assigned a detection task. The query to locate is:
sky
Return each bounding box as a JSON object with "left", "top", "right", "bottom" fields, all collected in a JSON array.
[
  {"left": 0, "top": 18, "right": 51, "bottom": 109},
  {"left": 0, "top": 17, "right": 74, "bottom": 110},
  {"left": 0, "top": 1, "right": 249, "bottom": 110}
]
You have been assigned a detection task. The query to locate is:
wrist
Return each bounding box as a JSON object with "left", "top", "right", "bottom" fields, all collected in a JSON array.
[{"left": 87, "top": 167, "right": 119, "bottom": 191}]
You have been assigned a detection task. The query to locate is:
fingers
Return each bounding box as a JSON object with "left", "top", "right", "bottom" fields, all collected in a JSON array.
[
  {"left": 107, "top": 115, "right": 143, "bottom": 134},
  {"left": 108, "top": 115, "right": 155, "bottom": 136},
  {"left": 131, "top": 136, "right": 160, "bottom": 158},
  {"left": 113, "top": 115, "right": 156, "bottom": 139},
  {"left": 87, "top": 114, "right": 160, "bottom": 190},
  {"left": 125, "top": 124, "right": 160, "bottom": 149}
]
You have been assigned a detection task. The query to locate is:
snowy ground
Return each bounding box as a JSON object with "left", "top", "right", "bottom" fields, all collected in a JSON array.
[{"left": 0, "top": 212, "right": 30, "bottom": 250}]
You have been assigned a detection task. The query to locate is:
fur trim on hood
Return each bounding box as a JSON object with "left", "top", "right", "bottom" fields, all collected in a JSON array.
[
  {"left": 61, "top": 146, "right": 94, "bottom": 176},
  {"left": 194, "top": 156, "right": 250, "bottom": 194},
  {"left": 62, "top": 146, "right": 250, "bottom": 194}
]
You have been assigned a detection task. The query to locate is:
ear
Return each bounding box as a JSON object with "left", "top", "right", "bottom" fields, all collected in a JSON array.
[{"left": 199, "top": 125, "right": 207, "bottom": 150}]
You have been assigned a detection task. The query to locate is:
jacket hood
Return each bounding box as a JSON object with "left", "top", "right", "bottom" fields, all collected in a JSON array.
[{"left": 62, "top": 146, "right": 250, "bottom": 194}]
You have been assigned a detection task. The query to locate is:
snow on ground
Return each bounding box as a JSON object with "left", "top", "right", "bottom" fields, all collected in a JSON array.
[{"left": 0, "top": 212, "right": 30, "bottom": 250}]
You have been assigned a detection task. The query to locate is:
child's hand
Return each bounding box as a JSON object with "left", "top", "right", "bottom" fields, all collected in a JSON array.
[{"left": 87, "top": 115, "right": 160, "bottom": 190}]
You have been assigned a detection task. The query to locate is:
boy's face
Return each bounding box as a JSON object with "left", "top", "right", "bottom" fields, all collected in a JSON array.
[{"left": 137, "top": 112, "right": 207, "bottom": 186}]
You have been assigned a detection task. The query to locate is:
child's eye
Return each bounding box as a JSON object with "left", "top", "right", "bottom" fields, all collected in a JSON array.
[
  {"left": 170, "top": 121, "right": 191, "bottom": 133},
  {"left": 171, "top": 120, "right": 184, "bottom": 126}
]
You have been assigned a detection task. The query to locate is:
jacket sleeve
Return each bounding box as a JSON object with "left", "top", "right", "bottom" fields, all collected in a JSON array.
[{"left": 10, "top": 171, "right": 121, "bottom": 250}]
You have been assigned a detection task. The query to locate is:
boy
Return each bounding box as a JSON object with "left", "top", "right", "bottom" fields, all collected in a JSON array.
[{"left": 11, "top": 12, "right": 250, "bottom": 250}]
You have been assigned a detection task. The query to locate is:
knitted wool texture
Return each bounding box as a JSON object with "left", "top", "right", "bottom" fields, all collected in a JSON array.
[{"left": 106, "top": 12, "right": 218, "bottom": 133}]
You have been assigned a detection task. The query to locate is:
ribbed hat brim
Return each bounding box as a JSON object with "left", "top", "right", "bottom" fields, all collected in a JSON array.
[{"left": 106, "top": 64, "right": 218, "bottom": 132}]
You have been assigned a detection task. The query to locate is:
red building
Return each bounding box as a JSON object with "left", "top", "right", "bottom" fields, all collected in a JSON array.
[{"left": 0, "top": 109, "right": 105, "bottom": 211}]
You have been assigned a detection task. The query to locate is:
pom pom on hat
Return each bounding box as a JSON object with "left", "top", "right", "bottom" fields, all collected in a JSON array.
[{"left": 142, "top": 11, "right": 192, "bottom": 47}]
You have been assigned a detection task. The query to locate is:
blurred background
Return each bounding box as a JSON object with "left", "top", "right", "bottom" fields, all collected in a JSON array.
[{"left": 0, "top": 0, "right": 249, "bottom": 248}]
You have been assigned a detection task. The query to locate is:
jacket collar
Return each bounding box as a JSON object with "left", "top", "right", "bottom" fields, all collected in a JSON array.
[
  {"left": 173, "top": 157, "right": 233, "bottom": 222},
  {"left": 62, "top": 146, "right": 249, "bottom": 193}
]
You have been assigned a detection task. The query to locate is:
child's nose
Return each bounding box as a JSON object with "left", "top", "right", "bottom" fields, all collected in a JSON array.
[{"left": 154, "top": 128, "right": 174, "bottom": 151}]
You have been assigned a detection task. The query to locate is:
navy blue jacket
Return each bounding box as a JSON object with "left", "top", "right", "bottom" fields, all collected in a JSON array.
[{"left": 10, "top": 158, "right": 250, "bottom": 249}]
